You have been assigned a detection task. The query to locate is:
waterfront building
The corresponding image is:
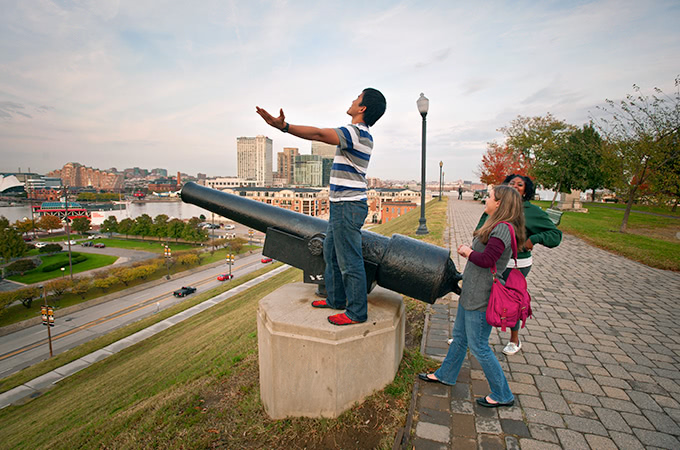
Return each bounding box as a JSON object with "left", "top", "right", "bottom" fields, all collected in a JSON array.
[
  {"left": 311, "top": 141, "right": 336, "bottom": 158},
  {"left": 48, "top": 162, "right": 123, "bottom": 191},
  {"left": 221, "top": 186, "right": 329, "bottom": 218},
  {"left": 294, "top": 155, "right": 323, "bottom": 187},
  {"left": 381, "top": 200, "right": 418, "bottom": 223},
  {"left": 237, "top": 136, "right": 273, "bottom": 186},
  {"left": 204, "top": 177, "right": 259, "bottom": 189},
  {"left": 366, "top": 188, "right": 421, "bottom": 223},
  {"left": 276, "top": 147, "right": 299, "bottom": 184}
]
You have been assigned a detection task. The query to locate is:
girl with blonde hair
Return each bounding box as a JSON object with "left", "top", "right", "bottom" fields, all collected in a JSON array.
[{"left": 419, "top": 185, "right": 525, "bottom": 407}]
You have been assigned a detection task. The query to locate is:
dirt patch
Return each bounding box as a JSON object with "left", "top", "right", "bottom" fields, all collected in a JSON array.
[{"left": 626, "top": 225, "right": 680, "bottom": 242}]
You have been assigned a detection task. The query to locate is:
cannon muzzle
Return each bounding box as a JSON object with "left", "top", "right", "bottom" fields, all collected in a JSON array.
[{"left": 181, "top": 182, "right": 461, "bottom": 304}]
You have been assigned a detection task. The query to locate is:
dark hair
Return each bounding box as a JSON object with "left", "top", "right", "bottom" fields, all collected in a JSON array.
[
  {"left": 360, "top": 88, "right": 386, "bottom": 127},
  {"left": 502, "top": 174, "right": 535, "bottom": 202}
]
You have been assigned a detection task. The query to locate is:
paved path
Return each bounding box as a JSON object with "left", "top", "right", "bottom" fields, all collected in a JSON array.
[{"left": 411, "top": 196, "right": 680, "bottom": 449}]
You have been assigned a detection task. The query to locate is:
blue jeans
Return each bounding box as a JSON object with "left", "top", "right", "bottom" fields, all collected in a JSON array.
[
  {"left": 435, "top": 303, "right": 514, "bottom": 404},
  {"left": 323, "top": 200, "right": 368, "bottom": 322}
]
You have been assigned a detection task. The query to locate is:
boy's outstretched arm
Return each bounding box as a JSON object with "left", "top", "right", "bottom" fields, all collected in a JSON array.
[{"left": 256, "top": 106, "right": 339, "bottom": 146}]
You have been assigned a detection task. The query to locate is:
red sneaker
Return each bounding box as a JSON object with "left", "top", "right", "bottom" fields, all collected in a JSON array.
[
  {"left": 327, "top": 313, "right": 363, "bottom": 326},
  {"left": 311, "top": 300, "right": 332, "bottom": 308}
]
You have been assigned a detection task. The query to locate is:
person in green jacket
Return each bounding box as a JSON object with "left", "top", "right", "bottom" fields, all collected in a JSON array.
[{"left": 473, "top": 174, "right": 562, "bottom": 355}]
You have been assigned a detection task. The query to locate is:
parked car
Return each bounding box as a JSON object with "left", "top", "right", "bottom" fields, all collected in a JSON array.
[
  {"left": 88, "top": 234, "right": 103, "bottom": 239},
  {"left": 93, "top": 243, "right": 106, "bottom": 248},
  {"left": 35, "top": 242, "right": 48, "bottom": 248},
  {"left": 81, "top": 241, "right": 93, "bottom": 247},
  {"left": 261, "top": 257, "right": 273, "bottom": 263},
  {"left": 217, "top": 273, "right": 233, "bottom": 281},
  {"left": 224, "top": 224, "right": 235, "bottom": 230},
  {"left": 473, "top": 189, "right": 488, "bottom": 201},
  {"left": 64, "top": 240, "right": 77, "bottom": 246},
  {"left": 22, "top": 236, "right": 32, "bottom": 242},
  {"left": 173, "top": 286, "right": 197, "bottom": 297}
]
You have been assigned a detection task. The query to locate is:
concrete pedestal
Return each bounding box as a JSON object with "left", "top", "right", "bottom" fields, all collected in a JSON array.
[
  {"left": 556, "top": 190, "right": 588, "bottom": 212},
  {"left": 257, "top": 283, "right": 405, "bottom": 419}
]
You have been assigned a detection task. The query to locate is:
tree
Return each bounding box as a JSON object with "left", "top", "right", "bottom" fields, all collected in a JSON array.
[
  {"left": 14, "top": 218, "right": 35, "bottom": 236},
  {"left": 477, "top": 143, "right": 530, "bottom": 185},
  {"left": 93, "top": 275, "right": 118, "bottom": 291},
  {"left": 71, "top": 217, "right": 91, "bottom": 235},
  {"left": 499, "top": 114, "right": 577, "bottom": 200},
  {"left": 593, "top": 77, "right": 680, "bottom": 231},
  {"left": 118, "top": 218, "right": 134, "bottom": 238},
  {"left": 152, "top": 214, "right": 170, "bottom": 240},
  {"left": 566, "top": 124, "right": 610, "bottom": 201},
  {"left": 16, "top": 286, "right": 40, "bottom": 308},
  {"left": 100, "top": 216, "right": 118, "bottom": 237},
  {"left": 132, "top": 214, "right": 153, "bottom": 237},
  {"left": 39, "top": 214, "right": 63, "bottom": 234},
  {"left": 646, "top": 133, "right": 680, "bottom": 210},
  {"left": 0, "top": 217, "right": 27, "bottom": 263},
  {"left": 167, "top": 219, "right": 185, "bottom": 242}
]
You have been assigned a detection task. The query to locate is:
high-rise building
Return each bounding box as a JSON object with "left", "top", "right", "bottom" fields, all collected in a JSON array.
[
  {"left": 294, "top": 155, "right": 323, "bottom": 187},
  {"left": 311, "top": 141, "right": 336, "bottom": 158},
  {"left": 276, "top": 147, "right": 299, "bottom": 184},
  {"left": 237, "top": 136, "right": 273, "bottom": 186}
]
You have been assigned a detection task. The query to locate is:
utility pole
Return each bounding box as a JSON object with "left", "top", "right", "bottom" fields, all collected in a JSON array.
[{"left": 64, "top": 187, "right": 73, "bottom": 280}]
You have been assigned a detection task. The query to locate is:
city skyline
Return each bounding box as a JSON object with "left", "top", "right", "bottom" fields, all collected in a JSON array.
[{"left": 1, "top": 1, "right": 679, "bottom": 182}]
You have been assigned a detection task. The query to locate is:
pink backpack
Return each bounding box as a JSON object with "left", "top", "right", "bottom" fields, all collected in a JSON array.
[{"left": 486, "top": 221, "right": 532, "bottom": 331}]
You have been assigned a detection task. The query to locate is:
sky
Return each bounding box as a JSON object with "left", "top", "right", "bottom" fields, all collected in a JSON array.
[{"left": 1, "top": 0, "right": 679, "bottom": 183}]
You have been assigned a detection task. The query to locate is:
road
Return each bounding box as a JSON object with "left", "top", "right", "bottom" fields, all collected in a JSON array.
[{"left": 0, "top": 251, "right": 274, "bottom": 379}]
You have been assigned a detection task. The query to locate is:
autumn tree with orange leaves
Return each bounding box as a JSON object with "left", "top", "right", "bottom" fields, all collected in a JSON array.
[{"left": 477, "top": 142, "right": 531, "bottom": 186}]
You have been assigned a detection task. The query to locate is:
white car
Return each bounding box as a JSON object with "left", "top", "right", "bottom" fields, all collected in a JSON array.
[
  {"left": 224, "top": 224, "right": 235, "bottom": 230},
  {"left": 88, "top": 234, "right": 102, "bottom": 240},
  {"left": 35, "top": 242, "right": 48, "bottom": 248},
  {"left": 64, "top": 240, "right": 77, "bottom": 246}
]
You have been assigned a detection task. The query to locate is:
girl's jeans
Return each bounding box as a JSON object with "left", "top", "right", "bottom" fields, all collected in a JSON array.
[{"left": 435, "top": 303, "right": 514, "bottom": 403}]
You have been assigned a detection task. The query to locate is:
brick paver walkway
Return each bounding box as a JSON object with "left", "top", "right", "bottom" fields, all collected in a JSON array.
[{"left": 412, "top": 197, "right": 680, "bottom": 449}]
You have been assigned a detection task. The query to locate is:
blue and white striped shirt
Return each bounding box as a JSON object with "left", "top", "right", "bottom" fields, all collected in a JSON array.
[{"left": 329, "top": 123, "right": 373, "bottom": 202}]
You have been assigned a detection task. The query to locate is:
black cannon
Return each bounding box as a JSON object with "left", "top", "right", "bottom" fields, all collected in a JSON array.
[{"left": 180, "top": 182, "right": 461, "bottom": 304}]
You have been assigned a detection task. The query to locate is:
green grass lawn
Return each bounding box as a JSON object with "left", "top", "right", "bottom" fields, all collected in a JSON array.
[
  {"left": 92, "top": 237, "right": 199, "bottom": 253},
  {"left": 530, "top": 200, "right": 680, "bottom": 271},
  {"left": 39, "top": 234, "right": 87, "bottom": 242},
  {"left": 369, "top": 197, "right": 448, "bottom": 246},
  {"left": 7, "top": 252, "right": 119, "bottom": 284}
]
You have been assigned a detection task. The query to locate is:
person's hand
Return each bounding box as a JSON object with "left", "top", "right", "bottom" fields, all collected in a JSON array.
[
  {"left": 255, "top": 107, "right": 286, "bottom": 130},
  {"left": 457, "top": 244, "right": 472, "bottom": 258},
  {"left": 524, "top": 239, "right": 534, "bottom": 250}
]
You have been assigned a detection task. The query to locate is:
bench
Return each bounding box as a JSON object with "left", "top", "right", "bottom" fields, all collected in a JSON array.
[{"left": 545, "top": 208, "right": 563, "bottom": 226}]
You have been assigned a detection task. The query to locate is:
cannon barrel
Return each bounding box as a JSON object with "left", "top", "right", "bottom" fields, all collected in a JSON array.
[{"left": 180, "top": 182, "right": 461, "bottom": 303}]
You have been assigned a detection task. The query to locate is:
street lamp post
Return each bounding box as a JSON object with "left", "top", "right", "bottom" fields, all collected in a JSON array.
[
  {"left": 439, "top": 161, "right": 443, "bottom": 201},
  {"left": 416, "top": 93, "right": 429, "bottom": 235}
]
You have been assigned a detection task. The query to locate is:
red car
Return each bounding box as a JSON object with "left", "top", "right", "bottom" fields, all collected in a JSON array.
[
  {"left": 217, "top": 273, "right": 233, "bottom": 281},
  {"left": 94, "top": 243, "right": 106, "bottom": 248},
  {"left": 261, "top": 257, "right": 273, "bottom": 263}
]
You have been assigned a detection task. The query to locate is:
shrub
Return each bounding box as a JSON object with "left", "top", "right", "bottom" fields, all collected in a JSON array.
[
  {"left": 93, "top": 276, "right": 118, "bottom": 291},
  {"left": 6, "top": 259, "right": 37, "bottom": 275},
  {"left": 39, "top": 244, "right": 62, "bottom": 254},
  {"left": 41, "top": 254, "right": 88, "bottom": 272},
  {"left": 46, "top": 278, "right": 72, "bottom": 298},
  {"left": 71, "top": 278, "right": 91, "bottom": 299},
  {"left": 177, "top": 254, "right": 199, "bottom": 266}
]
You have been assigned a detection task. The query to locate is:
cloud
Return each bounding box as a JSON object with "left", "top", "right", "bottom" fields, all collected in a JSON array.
[{"left": 0, "top": 102, "right": 32, "bottom": 119}]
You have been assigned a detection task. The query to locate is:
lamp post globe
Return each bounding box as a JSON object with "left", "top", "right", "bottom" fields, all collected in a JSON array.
[{"left": 416, "top": 93, "right": 429, "bottom": 235}]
